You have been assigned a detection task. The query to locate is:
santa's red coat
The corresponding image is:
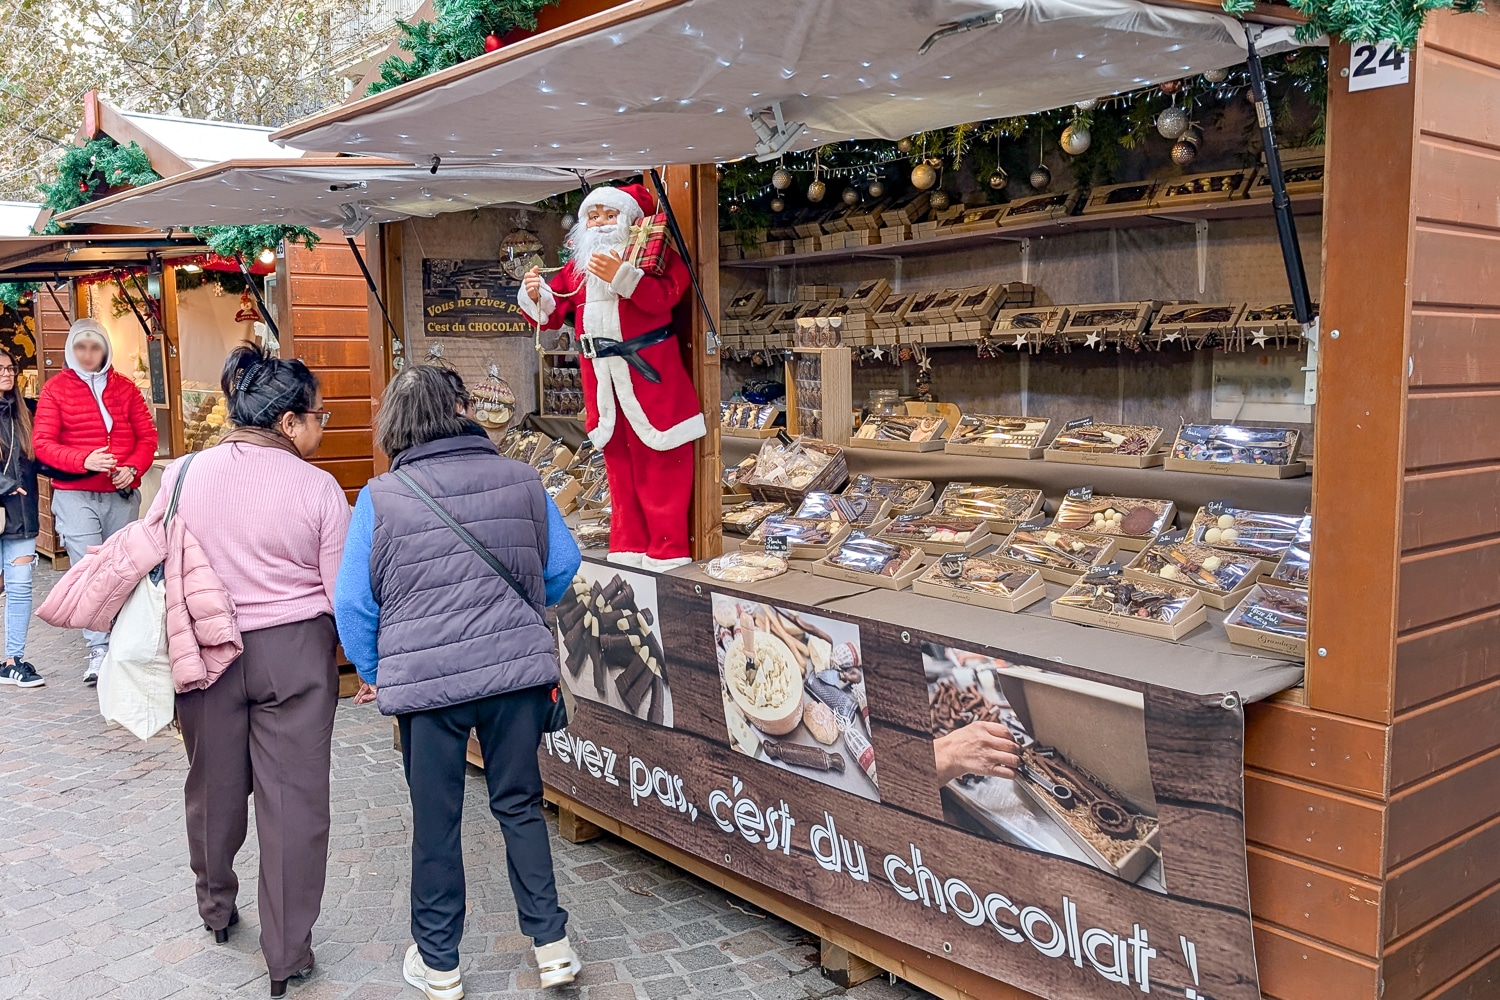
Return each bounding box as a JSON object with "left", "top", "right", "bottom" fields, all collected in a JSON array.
[{"left": 521, "top": 251, "right": 705, "bottom": 453}]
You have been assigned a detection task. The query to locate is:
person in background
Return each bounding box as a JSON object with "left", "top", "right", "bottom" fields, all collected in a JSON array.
[
  {"left": 335, "top": 365, "right": 583, "bottom": 1000},
  {"left": 150, "top": 343, "right": 350, "bottom": 1000},
  {"left": 0, "top": 352, "right": 41, "bottom": 688},
  {"left": 33, "top": 317, "right": 157, "bottom": 685}
]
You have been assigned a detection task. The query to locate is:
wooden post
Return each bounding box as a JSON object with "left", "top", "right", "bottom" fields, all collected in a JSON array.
[
  {"left": 820, "top": 940, "right": 881, "bottom": 988},
  {"left": 160, "top": 265, "right": 185, "bottom": 458},
  {"left": 662, "top": 164, "right": 723, "bottom": 561},
  {"left": 556, "top": 806, "right": 604, "bottom": 844}
]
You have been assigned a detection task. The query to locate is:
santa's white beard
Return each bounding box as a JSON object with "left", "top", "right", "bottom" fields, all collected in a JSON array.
[{"left": 566, "top": 218, "right": 631, "bottom": 277}]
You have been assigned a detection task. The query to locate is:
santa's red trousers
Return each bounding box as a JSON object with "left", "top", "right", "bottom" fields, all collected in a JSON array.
[{"left": 603, "top": 419, "right": 694, "bottom": 562}]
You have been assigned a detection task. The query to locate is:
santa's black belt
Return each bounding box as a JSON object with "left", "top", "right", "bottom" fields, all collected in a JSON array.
[{"left": 581, "top": 326, "right": 673, "bottom": 383}]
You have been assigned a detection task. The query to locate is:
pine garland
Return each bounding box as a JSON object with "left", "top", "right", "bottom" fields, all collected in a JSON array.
[
  {"left": 0, "top": 283, "right": 38, "bottom": 312},
  {"left": 39, "top": 138, "right": 161, "bottom": 233},
  {"left": 188, "top": 225, "right": 320, "bottom": 261},
  {"left": 1222, "top": 0, "right": 1484, "bottom": 48},
  {"left": 368, "top": 0, "right": 559, "bottom": 95}
]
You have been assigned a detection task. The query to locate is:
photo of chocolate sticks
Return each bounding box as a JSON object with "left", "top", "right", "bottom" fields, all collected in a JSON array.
[{"left": 554, "top": 565, "right": 672, "bottom": 726}]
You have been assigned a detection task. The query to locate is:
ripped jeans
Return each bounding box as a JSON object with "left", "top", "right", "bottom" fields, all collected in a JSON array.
[{"left": 1, "top": 536, "right": 36, "bottom": 661}]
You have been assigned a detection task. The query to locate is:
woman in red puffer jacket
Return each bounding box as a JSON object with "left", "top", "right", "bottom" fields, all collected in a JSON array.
[{"left": 33, "top": 318, "right": 158, "bottom": 683}]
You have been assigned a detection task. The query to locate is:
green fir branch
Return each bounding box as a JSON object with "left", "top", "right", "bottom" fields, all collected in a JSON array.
[
  {"left": 368, "top": 0, "right": 560, "bottom": 94},
  {"left": 189, "top": 225, "right": 320, "bottom": 261}
]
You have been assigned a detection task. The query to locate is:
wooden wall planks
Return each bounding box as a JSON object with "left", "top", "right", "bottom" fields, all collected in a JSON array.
[
  {"left": 1385, "top": 813, "right": 1500, "bottom": 940},
  {"left": 1408, "top": 310, "right": 1500, "bottom": 388},
  {"left": 1387, "top": 678, "right": 1500, "bottom": 789},
  {"left": 1251, "top": 922, "right": 1381, "bottom": 1000},
  {"left": 1246, "top": 847, "right": 1382, "bottom": 955},
  {"left": 1385, "top": 745, "right": 1500, "bottom": 867},
  {"left": 1395, "top": 609, "right": 1500, "bottom": 711},
  {"left": 1243, "top": 771, "right": 1385, "bottom": 877},
  {"left": 1382, "top": 881, "right": 1500, "bottom": 1000},
  {"left": 1244, "top": 701, "right": 1387, "bottom": 796}
]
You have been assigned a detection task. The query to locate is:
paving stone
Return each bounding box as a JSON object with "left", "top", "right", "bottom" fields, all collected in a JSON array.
[{"left": 0, "top": 565, "right": 932, "bottom": 1000}]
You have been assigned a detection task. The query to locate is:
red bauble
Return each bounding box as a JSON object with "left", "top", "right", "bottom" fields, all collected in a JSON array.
[
  {"left": 483, "top": 33, "right": 502, "bottom": 52},
  {"left": 78, "top": 180, "right": 88, "bottom": 193}
]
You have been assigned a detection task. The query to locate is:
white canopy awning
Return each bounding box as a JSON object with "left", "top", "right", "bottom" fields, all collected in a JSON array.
[
  {"left": 273, "top": 0, "right": 1303, "bottom": 170},
  {"left": 57, "top": 158, "right": 624, "bottom": 231}
]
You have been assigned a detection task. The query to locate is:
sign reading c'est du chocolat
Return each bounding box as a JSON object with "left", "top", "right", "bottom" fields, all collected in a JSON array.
[{"left": 421, "top": 258, "right": 533, "bottom": 338}]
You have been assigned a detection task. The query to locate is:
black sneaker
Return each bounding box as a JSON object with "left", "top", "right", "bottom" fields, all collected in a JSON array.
[{"left": 0, "top": 660, "right": 44, "bottom": 688}]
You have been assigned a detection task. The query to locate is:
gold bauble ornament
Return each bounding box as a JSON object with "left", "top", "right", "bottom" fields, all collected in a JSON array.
[
  {"left": 1029, "top": 164, "right": 1052, "bottom": 191},
  {"left": 842, "top": 186, "right": 860, "bottom": 206},
  {"left": 1202, "top": 67, "right": 1228, "bottom": 84},
  {"left": 771, "top": 167, "right": 793, "bottom": 190},
  {"left": 896, "top": 138, "right": 914, "bottom": 154},
  {"left": 988, "top": 168, "right": 1008, "bottom": 190},
  {"left": 807, "top": 179, "right": 827, "bottom": 202},
  {"left": 867, "top": 179, "right": 886, "bottom": 199},
  {"left": 770, "top": 196, "right": 786, "bottom": 212},
  {"left": 1060, "top": 123, "right": 1091, "bottom": 156},
  {"left": 910, "top": 160, "right": 939, "bottom": 190},
  {"left": 929, "top": 190, "right": 950, "bottom": 211}
]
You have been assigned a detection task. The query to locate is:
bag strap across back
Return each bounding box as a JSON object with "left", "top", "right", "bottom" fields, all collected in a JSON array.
[
  {"left": 392, "top": 468, "right": 543, "bottom": 625},
  {"left": 166, "top": 452, "right": 197, "bottom": 527}
]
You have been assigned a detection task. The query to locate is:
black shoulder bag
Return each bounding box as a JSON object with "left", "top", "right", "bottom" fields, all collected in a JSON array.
[{"left": 393, "top": 468, "right": 569, "bottom": 732}]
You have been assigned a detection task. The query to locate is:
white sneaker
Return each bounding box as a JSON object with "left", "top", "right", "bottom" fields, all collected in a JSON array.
[
  {"left": 534, "top": 936, "right": 581, "bottom": 989},
  {"left": 403, "top": 944, "right": 463, "bottom": 999},
  {"left": 83, "top": 646, "right": 106, "bottom": 686}
]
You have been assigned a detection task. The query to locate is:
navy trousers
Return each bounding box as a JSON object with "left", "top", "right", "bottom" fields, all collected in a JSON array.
[{"left": 398, "top": 684, "right": 570, "bottom": 970}]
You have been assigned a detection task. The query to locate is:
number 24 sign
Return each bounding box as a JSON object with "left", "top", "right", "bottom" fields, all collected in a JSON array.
[{"left": 1348, "top": 40, "right": 1410, "bottom": 92}]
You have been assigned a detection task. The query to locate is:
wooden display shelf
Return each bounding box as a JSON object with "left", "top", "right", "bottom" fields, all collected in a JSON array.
[{"left": 723, "top": 193, "right": 1323, "bottom": 270}]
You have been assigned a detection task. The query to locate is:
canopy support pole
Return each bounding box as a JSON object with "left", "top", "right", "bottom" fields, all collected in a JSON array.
[
  {"left": 113, "top": 274, "right": 155, "bottom": 342},
  {"left": 238, "top": 258, "right": 280, "bottom": 341},
  {"left": 346, "top": 236, "right": 402, "bottom": 346},
  {"left": 1245, "top": 27, "right": 1313, "bottom": 325},
  {"left": 43, "top": 277, "right": 69, "bottom": 322}
]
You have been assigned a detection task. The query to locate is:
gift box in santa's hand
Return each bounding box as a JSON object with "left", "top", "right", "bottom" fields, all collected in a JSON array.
[{"left": 520, "top": 182, "right": 706, "bottom": 574}]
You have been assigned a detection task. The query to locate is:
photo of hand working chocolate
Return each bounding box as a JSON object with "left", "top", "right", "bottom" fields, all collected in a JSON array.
[
  {"left": 554, "top": 563, "right": 672, "bottom": 726},
  {"left": 711, "top": 595, "right": 878, "bottom": 803},
  {"left": 925, "top": 643, "right": 1165, "bottom": 890}
]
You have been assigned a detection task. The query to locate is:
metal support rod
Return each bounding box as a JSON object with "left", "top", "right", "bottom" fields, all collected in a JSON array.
[
  {"left": 1246, "top": 28, "right": 1313, "bottom": 324},
  {"left": 127, "top": 270, "right": 162, "bottom": 331},
  {"left": 113, "top": 274, "right": 154, "bottom": 341},
  {"left": 346, "top": 236, "right": 402, "bottom": 345},
  {"left": 647, "top": 168, "right": 721, "bottom": 356},
  {"left": 238, "top": 257, "right": 280, "bottom": 341},
  {"left": 44, "top": 276, "right": 69, "bottom": 321}
]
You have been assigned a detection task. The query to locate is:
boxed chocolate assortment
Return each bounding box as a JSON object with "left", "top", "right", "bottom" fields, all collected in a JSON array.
[
  {"left": 1051, "top": 491, "right": 1175, "bottom": 552},
  {"left": 1165, "top": 424, "right": 1306, "bottom": 478},
  {"left": 945, "top": 414, "right": 1052, "bottom": 459},
  {"left": 543, "top": 469, "right": 582, "bottom": 516},
  {"left": 1052, "top": 571, "right": 1208, "bottom": 641},
  {"left": 703, "top": 551, "right": 789, "bottom": 585},
  {"left": 721, "top": 500, "right": 789, "bottom": 535},
  {"left": 1056, "top": 302, "right": 1159, "bottom": 351},
  {"left": 911, "top": 553, "right": 1046, "bottom": 612},
  {"left": 1189, "top": 505, "right": 1304, "bottom": 564},
  {"left": 1150, "top": 303, "right": 1245, "bottom": 349},
  {"left": 1234, "top": 303, "right": 1310, "bottom": 349},
  {"left": 721, "top": 401, "right": 782, "bottom": 438},
  {"left": 1225, "top": 582, "right": 1309, "bottom": 658},
  {"left": 1271, "top": 517, "right": 1312, "bottom": 588},
  {"left": 1081, "top": 179, "right": 1157, "bottom": 216},
  {"left": 1126, "top": 536, "right": 1265, "bottom": 610},
  {"left": 989, "top": 305, "right": 1069, "bottom": 351},
  {"left": 795, "top": 491, "right": 893, "bottom": 532},
  {"left": 811, "top": 533, "right": 926, "bottom": 590},
  {"left": 932, "top": 483, "right": 1045, "bottom": 530},
  {"left": 1149, "top": 168, "right": 1252, "bottom": 209},
  {"left": 999, "top": 189, "right": 1080, "bottom": 226},
  {"left": 878, "top": 514, "right": 991, "bottom": 555},
  {"left": 843, "top": 474, "right": 935, "bottom": 516},
  {"left": 851, "top": 412, "right": 949, "bottom": 452},
  {"left": 994, "top": 525, "right": 1119, "bottom": 585},
  {"left": 1045, "top": 420, "right": 1167, "bottom": 468},
  {"left": 744, "top": 514, "right": 851, "bottom": 560},
  {"left": 575, "top": 516, "right": 611, "bottom": 549}
]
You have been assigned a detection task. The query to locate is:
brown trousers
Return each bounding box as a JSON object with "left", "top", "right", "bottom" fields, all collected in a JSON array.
[{"left": 177, "top": 615, "right": 339, "bottom": 980}]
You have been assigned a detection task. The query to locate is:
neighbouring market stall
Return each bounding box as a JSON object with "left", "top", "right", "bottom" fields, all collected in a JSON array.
[{"left": 277, "top": 2, "right": 1500, "bottom": 998}]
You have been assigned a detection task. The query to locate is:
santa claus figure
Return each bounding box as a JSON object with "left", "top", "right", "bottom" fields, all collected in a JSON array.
[{"left": 521, "top": 183, "right": 705, "bottom": 572}]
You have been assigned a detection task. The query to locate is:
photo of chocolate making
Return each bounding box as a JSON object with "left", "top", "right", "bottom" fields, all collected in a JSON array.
[
  {"left": 712, "top": 595, "right": 878, "bottom": 803},
  {"left": 925, "top": 644, "right": 1164, "bottom": 890},
  {"left": 554, "top": 562, "right": 671, "bottom": 726}
]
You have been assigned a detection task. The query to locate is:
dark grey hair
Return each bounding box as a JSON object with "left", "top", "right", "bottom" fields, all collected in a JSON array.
[{"left": 375, "top": 364, "right": 472, "bottom": 458}]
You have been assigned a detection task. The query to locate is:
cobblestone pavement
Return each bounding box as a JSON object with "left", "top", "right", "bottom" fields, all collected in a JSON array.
[{"left": 0, "top": 565, "right": 934, "bottom": 1000}]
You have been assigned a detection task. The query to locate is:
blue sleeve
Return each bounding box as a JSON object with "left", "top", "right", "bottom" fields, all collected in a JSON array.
[
  {"left": 334, "top": 487, "right": 381, "bottom": 685},
  {"left": 544, "top": 496, "right": 582, "bottom": 606}
]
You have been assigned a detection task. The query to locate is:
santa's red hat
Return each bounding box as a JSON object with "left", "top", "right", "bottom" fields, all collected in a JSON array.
[{"left": 579, "top": 182, "right": 655, "bottom": 223}]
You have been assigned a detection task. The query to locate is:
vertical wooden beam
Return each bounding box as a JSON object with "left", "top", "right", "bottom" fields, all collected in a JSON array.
[
  {"left": 663, "top": 163, "right": 723, "bottom": 561},
  {"left": 160, "top": 265, "right": 185, "bottom": 458},
  {"left": 1307, "top": 40, "right": 1419, "bottom": 723}
]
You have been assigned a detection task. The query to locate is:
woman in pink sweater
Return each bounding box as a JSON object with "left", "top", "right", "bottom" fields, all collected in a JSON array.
[{"left": 147, "top": 343, "right": 350, "bottom": 1000}]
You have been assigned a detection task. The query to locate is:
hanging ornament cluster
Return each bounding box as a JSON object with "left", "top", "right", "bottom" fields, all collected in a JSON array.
[{"left": 1060, "top": 120, "right": 1091, "bottom": 156}]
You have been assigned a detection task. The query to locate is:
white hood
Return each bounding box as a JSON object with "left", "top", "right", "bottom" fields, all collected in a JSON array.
[{"left": 65, "top": 318, "right": 116, "bottom": 433}]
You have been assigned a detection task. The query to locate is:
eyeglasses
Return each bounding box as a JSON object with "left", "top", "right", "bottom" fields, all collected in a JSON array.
[
  {"left": 303, "top": 409, "right": 332, "bottom": 428},
  {"left": 0, "top": 366, "right": 16, "bottom": 376}
]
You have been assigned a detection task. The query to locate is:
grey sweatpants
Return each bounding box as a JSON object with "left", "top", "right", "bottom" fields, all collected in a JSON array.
[{"left": 50, "top": 488, "right": 141, "bottom": 649}]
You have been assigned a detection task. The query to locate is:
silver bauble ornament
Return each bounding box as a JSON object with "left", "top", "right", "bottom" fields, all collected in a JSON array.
[
  {"left": 910, "top": 161, "right": 939, "bottom": 190},
  {"left": 1030, "top": 164, "right": 1052, "bottom": 191},
  {"left": 1060, "top": 123, "right": 1092, "bottom": 156},
  {"left": 867, "top": 179, "right": 886, "bottom": 199},
  {"left": 896, "top": 137, "right": 914, "bottom": 154},
  {"left": 988, "top": 169, "right": 1008, "bottom": 190},
  {"left": 929, "top": 190, "right": 950, "bottom": 212},
  {"left": 1202, "top": 67, "right": 1228, "bottom": 84},
  {"left": 770, "top": 196, "right": 786, "bottom": 213},
  {"left": 842, "top": 186, "right": 860, "bottom": 206},
  {"left": 1075, "top": 97, "right": 1100, "bottom": 111},
  {"left": 1171, "top": 140, "right": 1198, "bottom": 166},
  {"left": 807, "top": 179, "right": 827, "bottom": 202},
  {"left": 560, "top": 213, "right": 575, "bottom": 229},
  {"left": 1156, "top": 105, "right": 1190, "bottom": 140},
  {"left": 771, "top": 167, "right": 793, "bottom": 190}
]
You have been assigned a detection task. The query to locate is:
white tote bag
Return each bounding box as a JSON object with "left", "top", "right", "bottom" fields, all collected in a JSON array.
[{"left": 97, "top": 571, "right": 174, "bottom": 740}]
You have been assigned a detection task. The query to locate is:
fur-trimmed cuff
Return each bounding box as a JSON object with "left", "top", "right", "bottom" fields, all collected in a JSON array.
[
  {"left": 518, "top": 281, "right": 556, "bottom": 324},
  {"left": 609, "top": 260, "right": 645, "bottom": 299}
]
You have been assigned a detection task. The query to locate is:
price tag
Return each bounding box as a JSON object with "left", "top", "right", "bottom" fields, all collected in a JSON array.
[
  {"left": 1158, "top": 528, "right": 1188, "bottom": 545},
  {"left": 1017, "top": 516, "right": 1049, "bottom": 532},
  {"left": 764, "top": 535, "right": 790, "bottom": 557},
  {"left": 1065, "top": 416, "right": 1095, "bottom": 431},
  {"left": 1205, "top": 499, "right": 1230, "bottom": 518},
  {"left": 1240, "top": 606, "right": 1284, "bottom": 631},
  {"left": 1067, "top": 486, "right": 1095, "bottom": 502},
  {"left": 1348, "top": 40, "right": 1410, "bottom": 92},
  {"left": 776, "top": 429, "right": 795, "bottom": 447},
  {"left": 1083, "top": 562, "right": 1122, "bottom": 582}
]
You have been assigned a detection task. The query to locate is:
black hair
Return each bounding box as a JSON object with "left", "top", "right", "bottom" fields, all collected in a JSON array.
[
  {"left": 221, "top": 342, "right": 319, "bottom": 430},
  {"left": 375, "top": 364, "right": 472, "bottom": 458}
]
